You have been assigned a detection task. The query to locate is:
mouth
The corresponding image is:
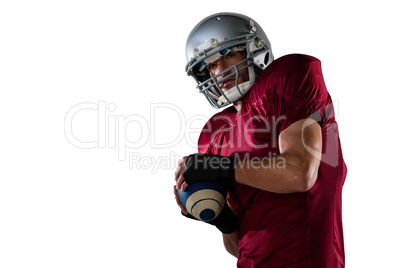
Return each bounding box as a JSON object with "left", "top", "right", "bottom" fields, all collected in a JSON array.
[{"left": 219, "top": 79, "right": 235, "bottom": 92}]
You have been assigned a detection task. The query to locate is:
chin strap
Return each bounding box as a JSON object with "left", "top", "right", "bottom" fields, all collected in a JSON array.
[{"left": 216, "top": 81, "right": 252, "bottom": 106}]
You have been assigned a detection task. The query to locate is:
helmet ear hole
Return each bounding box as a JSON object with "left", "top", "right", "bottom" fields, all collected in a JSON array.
[{"left": 264, "top": 52, "right": 270, "bottom": 65}]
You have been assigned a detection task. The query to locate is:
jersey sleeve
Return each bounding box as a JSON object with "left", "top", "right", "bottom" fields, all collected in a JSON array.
[{"left": 262, "top": 54, "right": 330, "bottom": 134}]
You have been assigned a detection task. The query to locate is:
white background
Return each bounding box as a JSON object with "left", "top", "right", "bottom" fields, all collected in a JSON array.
[{"left": 1, "top": 0, "right": 401, "bottom": 267}]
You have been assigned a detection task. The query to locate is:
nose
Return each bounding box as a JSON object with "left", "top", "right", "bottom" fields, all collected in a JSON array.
[{"left": 214, "top": 59, "right": 228, "bottom": 81}]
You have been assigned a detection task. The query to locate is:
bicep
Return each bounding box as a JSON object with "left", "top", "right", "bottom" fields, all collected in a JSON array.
[{"left": 279, "top": 118, "right": 322, "bottom": 188}]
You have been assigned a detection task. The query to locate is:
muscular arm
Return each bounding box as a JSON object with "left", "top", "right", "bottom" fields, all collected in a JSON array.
[
  {"left": 222, "top": 207, "right": 242, "bottom": 258},
  {"left": 223, "top": 231, "right": 239, "bottom": 258},
  {"left": 174, "top": 118, "right": 322, "bottom": 257},
  {"left": 235, "top": 118, "right": 322, "bottom": 193}
]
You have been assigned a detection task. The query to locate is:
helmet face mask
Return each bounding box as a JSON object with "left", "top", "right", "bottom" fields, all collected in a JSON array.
[
  {"left": 185, "top": 12, "right": 274, "bottom": 109},
  {"left": 197, "top": 47, "right": 255, "bottom": 107}
]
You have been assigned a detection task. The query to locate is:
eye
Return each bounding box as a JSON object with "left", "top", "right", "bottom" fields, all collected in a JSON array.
[
  {"left": 207, "top": 63, "right": 216, "bottom": 71},
  {"left": 226, "top": 52, "right": 235, "bottom": 58}
]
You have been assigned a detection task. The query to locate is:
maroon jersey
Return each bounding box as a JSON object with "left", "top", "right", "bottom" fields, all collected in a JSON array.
[{"left": 198, "top": 54, "right": 347, "bottom": 267}]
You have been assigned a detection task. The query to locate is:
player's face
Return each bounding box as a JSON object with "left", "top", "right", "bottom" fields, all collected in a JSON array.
[{"left": 206, "top": 51, "right": 249, "bottom": 92}]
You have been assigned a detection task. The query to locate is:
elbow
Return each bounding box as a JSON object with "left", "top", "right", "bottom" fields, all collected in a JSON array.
[
  {"left": 291, "top": 152, "right": 320, "bottom": 192},
  {"left": 298, "top": 175, "right": 317, "bottom": 192},
  {"left": 295, "top": 166, "right": 319, "bottom": 192},
  {"left": 222, "top": 233, "right": 239, "bottom": 258}
]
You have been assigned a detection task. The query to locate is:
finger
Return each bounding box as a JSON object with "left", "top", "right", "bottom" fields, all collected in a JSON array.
[
  {"left": 176, "top": 172, "right": 184, "bottom": 190},
  {"left": 174, "top": 156, "right": 188, "bottom": 182},
  {"left": 174, "top": 163, "right": 185, "bottom": 182},
  {"left": 180, "top": 181, "right": 189, "bottom": 192},
  {"left": 176, "top": 172, "right": 190, "bottom": 191},
  {"left": 174, "top": 166, "right": 182, "bottom": 182}
]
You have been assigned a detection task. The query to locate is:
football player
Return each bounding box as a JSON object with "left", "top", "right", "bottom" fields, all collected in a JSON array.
[{"left": 174, "top": 12, "right": 347, "bottom": 268}]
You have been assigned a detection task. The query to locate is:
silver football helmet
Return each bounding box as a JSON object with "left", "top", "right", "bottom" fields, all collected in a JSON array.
[{"left": 185, "top": 12, "right": 274, "bottom": 109}]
